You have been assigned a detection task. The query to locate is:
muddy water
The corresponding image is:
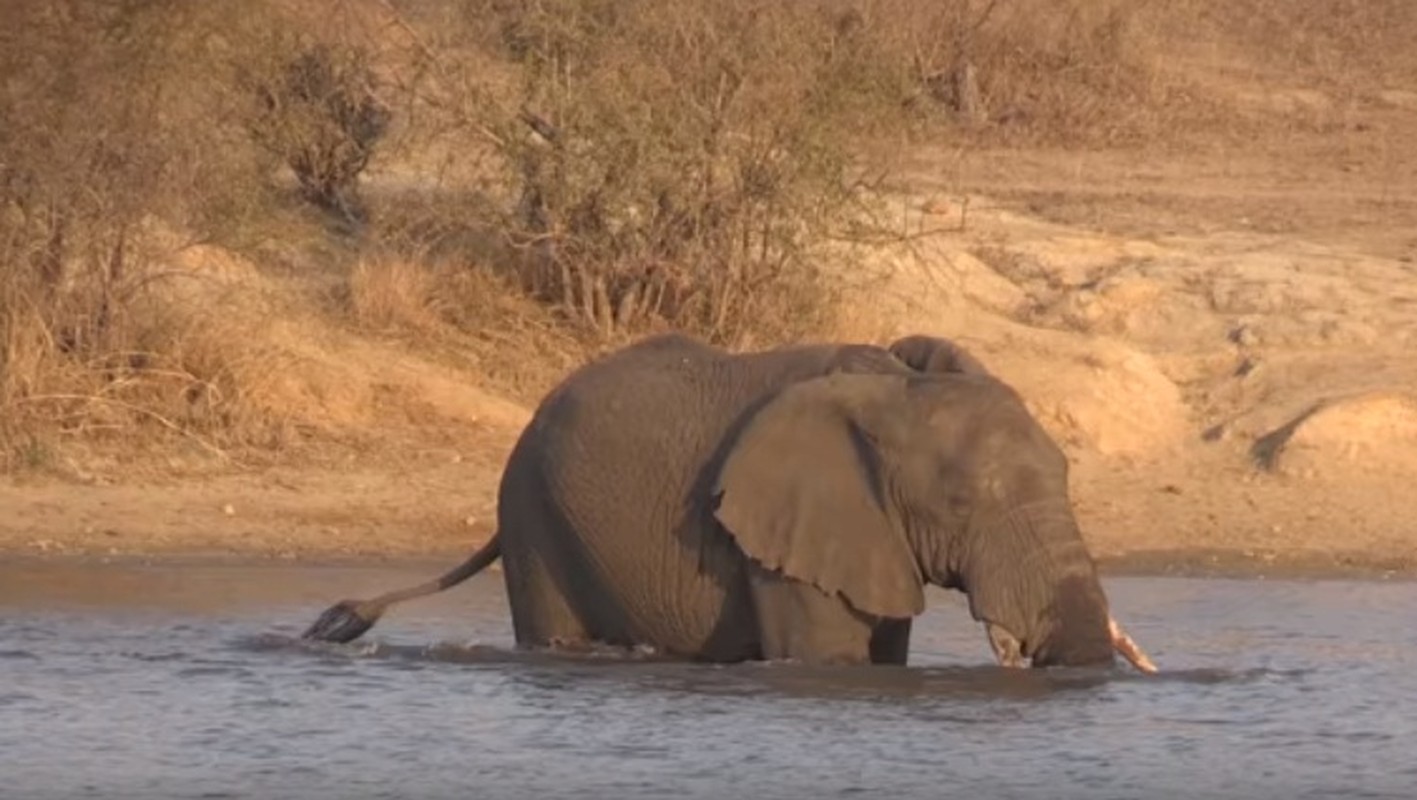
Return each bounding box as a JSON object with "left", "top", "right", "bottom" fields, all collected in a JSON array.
[{"left": 1, "top": 561, "right": 1414, "bottom": 800}]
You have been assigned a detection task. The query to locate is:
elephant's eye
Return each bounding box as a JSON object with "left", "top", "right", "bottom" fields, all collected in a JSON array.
[{"left": 943, "top": 489, "right": 973, "bottom": 518}]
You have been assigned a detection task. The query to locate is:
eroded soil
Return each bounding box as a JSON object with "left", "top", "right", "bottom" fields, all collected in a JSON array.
[{"left": 5, "top": 91, "right": 1416, "bottom": 579}]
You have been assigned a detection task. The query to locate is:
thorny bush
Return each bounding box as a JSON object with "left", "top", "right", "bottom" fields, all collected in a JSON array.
[{"left": 475, "top": 0, "right": 918, "bottom": 346}]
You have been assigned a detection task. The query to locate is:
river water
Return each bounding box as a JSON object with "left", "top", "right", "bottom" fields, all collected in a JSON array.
[{"left": 1, "top": 561, "right": 1413, "bottom": 799}]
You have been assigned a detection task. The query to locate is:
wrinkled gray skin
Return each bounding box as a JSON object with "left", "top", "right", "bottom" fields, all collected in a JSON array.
[
  {"left": 887, "top": 334, "right": 993, "bottom": 378},
  {"left": 304, "top": 333, "right": 1137, "bottom": 669}
]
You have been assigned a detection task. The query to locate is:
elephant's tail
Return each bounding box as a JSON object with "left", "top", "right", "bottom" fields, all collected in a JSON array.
[{"left": 300, "top": 535, "right": 502, "bottom": 643}]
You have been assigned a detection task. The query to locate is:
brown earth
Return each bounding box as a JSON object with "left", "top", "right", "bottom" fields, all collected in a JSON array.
[{"left": 4, "top": 74, "right": 1417, "bottom": 580}]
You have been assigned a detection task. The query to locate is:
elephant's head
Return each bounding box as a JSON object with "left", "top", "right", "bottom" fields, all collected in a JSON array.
[{"left": 711, "top": 370, "right": 1155, "bottom": 672}]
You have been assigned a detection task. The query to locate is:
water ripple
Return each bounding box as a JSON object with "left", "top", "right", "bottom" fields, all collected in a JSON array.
[{"left": 2, "top": 570, "right": 1415, "bottom": 800}]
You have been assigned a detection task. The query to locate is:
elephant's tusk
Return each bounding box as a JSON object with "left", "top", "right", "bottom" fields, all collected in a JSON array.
[
  {"left": 986, "top": 622, "right": 1027, "bottom": 669},
  {"left": 1108, "top": 615, "right": 1158, "bottom": 674}
]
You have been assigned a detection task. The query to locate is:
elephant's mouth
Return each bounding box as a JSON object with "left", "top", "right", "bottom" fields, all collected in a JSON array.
[{"left": 985, "top": 618, "right": 1158, "bottom": 674}]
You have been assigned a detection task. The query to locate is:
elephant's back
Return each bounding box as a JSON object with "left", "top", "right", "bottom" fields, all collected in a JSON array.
[
  {"left": 529, "top": 336, "right": 879, "bottom": 505},
  {"left": 533, "top": 334, "right": 743, "bottom": 476},
  {"left": 503, "top": 335, "right": 760, "bottom": 655}
]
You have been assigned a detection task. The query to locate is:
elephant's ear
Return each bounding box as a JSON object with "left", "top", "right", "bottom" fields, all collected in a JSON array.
[
  {"left": 712, "top": 375, "right": 925, "bottom": 619},
  {"left": 888, "top": 335, "right": 992, "bottom": 377}
]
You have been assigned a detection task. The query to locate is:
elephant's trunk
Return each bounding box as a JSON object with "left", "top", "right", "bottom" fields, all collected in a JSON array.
[
  {"left": 955, "top": 501, "right": 1157, "bottom": 673},
  {"left": 987, "top": 615, "right": 1156, "bottom": 674}
]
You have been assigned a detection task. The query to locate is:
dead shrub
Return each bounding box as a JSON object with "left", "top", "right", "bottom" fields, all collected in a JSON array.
[
  {"left": 381, "top": 0, "right": 1184, "bottom": 349},
  {"left": 240, "top": 40, "right": 391, "bottom": 224},
  {"left": 6, "top": 0, "right": 1408, "bottom": 469},
  {"left": 0, "top": 2, "right": 298, "bottom": 459},
  {"left": 887, "top": 0, "right": 1171, "bottom": 144},
  {"left": 447, "top": 0, "right": 914, "bottom": 347}
]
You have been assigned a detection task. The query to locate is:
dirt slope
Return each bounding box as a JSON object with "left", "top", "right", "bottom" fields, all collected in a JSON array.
[
  {"left": 4, "top": 38, "right": 1416, "bottom": 576},
  {"left": 838, "top": 196, "right": 1413, "bottom": 572},
  {"left": 6, "top": 174, "right": 1415, "bottom": 577}
]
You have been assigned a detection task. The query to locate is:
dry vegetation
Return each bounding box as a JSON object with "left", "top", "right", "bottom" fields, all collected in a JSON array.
[
  {"left": 0, "top": 0, "right": 1156, "bottom": 464},
  {"left": 1, "top": 0, "right": 1413, "bottom": 477}
]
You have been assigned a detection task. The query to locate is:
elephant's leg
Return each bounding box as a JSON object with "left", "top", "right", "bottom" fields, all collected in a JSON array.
[
  {"left": 501, "top": 537, "right": 591, "bottom": 650},
  {"left": 868, "top": 617, "right": 913, "bottom": 665},
  {"left": 747, "top": 564, "right": 876, "bottom": 665}
]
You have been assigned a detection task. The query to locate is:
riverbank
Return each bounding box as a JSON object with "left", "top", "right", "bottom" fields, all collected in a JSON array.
[
  {"left": 6, "top": 146, "right": 1416, "bottom": 582},
  {"left": 2, "top": 547, "right": 1413, "bottom": 583},
  {"left": 3, "top": 463, "right": 1414, "bottom": 582}
]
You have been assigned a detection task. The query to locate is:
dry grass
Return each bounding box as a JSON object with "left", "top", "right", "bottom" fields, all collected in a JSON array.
[
  {"left": 1172, "top": 0, "right": 1417, "bottom": 87},
  {"left": 342, "top": 253, "right": 589, "bottom": 402},
  {"left": 3, "top": 0, "right": 1413, "bottom": 471},
  {"left": 0, "top": 271, "right": 295, "bottom": 471},
  {"left": 347, "top": 257, "right": 444, "bottom": 334}
]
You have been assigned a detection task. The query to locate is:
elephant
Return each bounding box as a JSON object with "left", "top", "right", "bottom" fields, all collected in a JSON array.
[
  {"left": 887, "top": 334, "right": 993, "bottom": 377},
  {"left": 303, "top": 333, "right": 1156, "bottom": 673}
]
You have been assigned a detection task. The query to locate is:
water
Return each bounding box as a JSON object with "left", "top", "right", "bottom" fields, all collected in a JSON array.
[{"left": 2, "top": 561, "right": 1414, "bottom": 800}]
